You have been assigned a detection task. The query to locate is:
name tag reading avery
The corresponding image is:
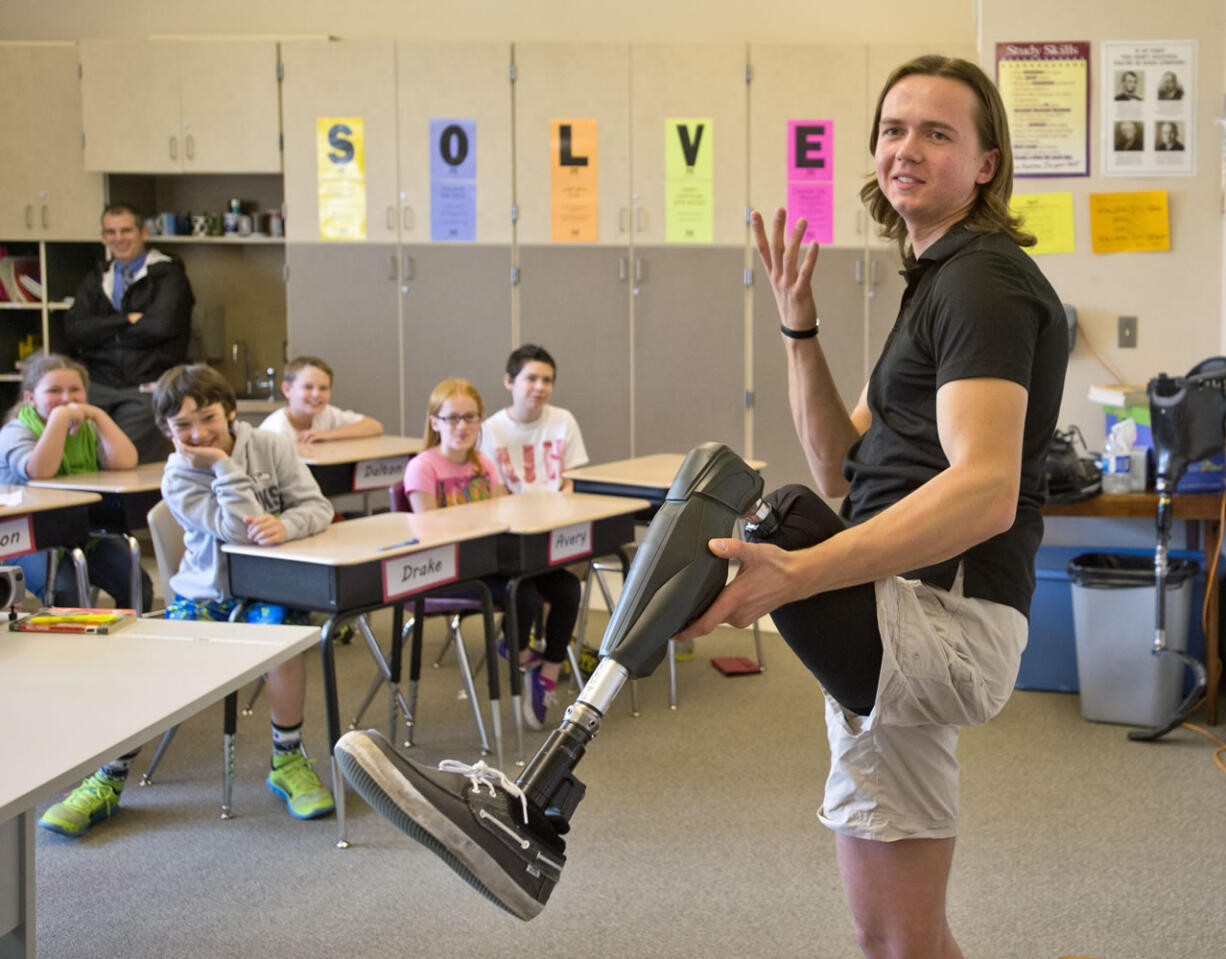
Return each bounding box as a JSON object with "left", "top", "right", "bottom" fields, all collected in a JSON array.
[
  {"left": 548, "top": 521, "right": 593, "bottom": 564},
  {"left": 382, "top": 543, "right": 459, "bottom": 601},
  {"left": 353, "top": 456, "right": 411, "bottom": 492},
  {"left": 0, "top": 514, "right": 35, "bottom": 561}
]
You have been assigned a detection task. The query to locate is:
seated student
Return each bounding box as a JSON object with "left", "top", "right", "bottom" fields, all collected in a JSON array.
[
  {"left": 0, "top": 354, "right": 152, "bottom": 611},
  {"left": 259, "top": 355, "right": 382, "bottom": 444},
  {"left": 37, "top": 364, "right": 335, "bottom": 837},
  {"left": 405, "top": 378, "right": 580, "bottom": 730},
  {"left": 478, "top": 344, "right": 588, "bottom": 492}
]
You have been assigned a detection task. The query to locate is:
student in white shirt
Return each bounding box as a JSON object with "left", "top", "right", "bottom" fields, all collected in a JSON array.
[
  {"left": 478, "top": 344, "right": 588, "bottom": 493},
  {"left": 259, "top": 356, "right": 381, "bottom": 444}
]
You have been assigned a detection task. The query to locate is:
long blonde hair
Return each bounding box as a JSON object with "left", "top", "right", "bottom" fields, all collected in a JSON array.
[
  {"left": 860, "top": 54, "right": 1035, "bottom": 258},
  {"left": 422, "top": 379, "right": 487, "bottom": 473}
]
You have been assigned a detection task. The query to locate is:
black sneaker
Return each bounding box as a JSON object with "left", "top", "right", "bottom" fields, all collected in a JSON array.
[{"left": 335, "top": 729, "right": 565, "bottom": 920}]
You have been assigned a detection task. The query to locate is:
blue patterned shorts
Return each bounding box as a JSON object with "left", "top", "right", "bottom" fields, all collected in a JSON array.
[{"left": 166, "top": 594, "right": 311, "bottom": 626}]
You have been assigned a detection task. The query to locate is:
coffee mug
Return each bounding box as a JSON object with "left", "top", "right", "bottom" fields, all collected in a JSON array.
[
  {"left": 191, "top": 214, "right": 208, "bottom": 237},
  {"left": 223, "top": 212, "right": 240, "bottom": 235},
  {"left": 267, "top": 210, "right": 284, "bottom": 237},
  {"left": 144, "top": 217, "right": 161, "bottom": 236},
  {"left": 205, "top": 212, "right": 224, "bottom": 236},
  {"left": 156, "top": 212, "right": 177, "bottom": 236},
  {"left": 237, "top": 214, "right": 253, "bottom": 236}
]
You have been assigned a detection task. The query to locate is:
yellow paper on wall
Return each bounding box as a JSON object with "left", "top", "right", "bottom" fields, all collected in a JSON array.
[
  {"left": 316, "top": 117, "right": 367, "bottom": 242},
  {"left": 1011, "top": 192, "right": 1075, "bottom": 255},
  {"left": 551, "top": 119, "right": 598, "bottom": 243},
  {"left": 1088, "top": 190, "right": 1170, "bottom": 254},
  {"left": 665, "top": 117, "right": 714, "bottom": 244}
]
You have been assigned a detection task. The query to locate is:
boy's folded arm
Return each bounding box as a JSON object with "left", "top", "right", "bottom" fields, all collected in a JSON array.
[
  {"left": 163, "top": 463, "right": 260, "bottom": 543},
  {"left": 271, "top": 441, "right": 335, "bottom": 541}
]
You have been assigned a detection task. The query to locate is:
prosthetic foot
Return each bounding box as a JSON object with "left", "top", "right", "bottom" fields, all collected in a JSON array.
[{"left": 336, "top": 442, "right": 767, "bottom": 919}]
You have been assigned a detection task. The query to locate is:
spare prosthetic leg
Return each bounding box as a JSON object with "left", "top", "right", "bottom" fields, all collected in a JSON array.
[
  {"left": 335, "top": 442, "right": 767, "bottom": 919},
  {"left": 1129, "top": 358, "right": 1226, "bottom": 741}
]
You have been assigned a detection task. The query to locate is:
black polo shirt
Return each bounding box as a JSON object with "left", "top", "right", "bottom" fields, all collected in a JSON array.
[{"left": 841, "top": 224, "right": 1068, "bottom": 617}]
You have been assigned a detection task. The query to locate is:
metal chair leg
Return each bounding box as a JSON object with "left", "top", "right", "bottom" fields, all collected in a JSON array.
[
  {"left": 140, "top": 725, "right": 178, "bottom": 785},
  {"left": 451, "top": 620, "right": 490, "bottom": 753},
  {"left": 242, "top": 676, "right": 265, "bottom": 716},
  {"left": 352, "top": 614, "right": 411, "bottom": 741},
  {"left": 349, "top": 614, "right": 415, "bottom": 729}
]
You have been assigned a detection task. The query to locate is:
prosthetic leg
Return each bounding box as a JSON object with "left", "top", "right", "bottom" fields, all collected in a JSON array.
[
  {"left": 335, "top": 443, "right": 768, "bottom": 919},
  {"left": 1129, "top": 357, "right": 1226, "bottom": 741}
]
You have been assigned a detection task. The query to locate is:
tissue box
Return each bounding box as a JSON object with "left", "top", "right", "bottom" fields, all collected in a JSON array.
[{"left": 1103, "top": 404, "right": 1224, "bottom": 492}]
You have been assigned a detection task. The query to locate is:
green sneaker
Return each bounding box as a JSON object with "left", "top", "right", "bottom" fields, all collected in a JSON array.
[
  {"left": 38, "top": 773, "right": 122, "bottom": 837},
  {"left": 267, "top": 753, "right": 335, "bottom": 820}
]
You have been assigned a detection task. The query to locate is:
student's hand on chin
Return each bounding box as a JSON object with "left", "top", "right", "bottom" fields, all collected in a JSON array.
[{"left": 174, "top": 439, "right": 225, "bottom": 469}]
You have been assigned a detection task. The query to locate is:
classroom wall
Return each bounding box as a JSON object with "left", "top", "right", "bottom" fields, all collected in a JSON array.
[
  {"left": 979, "top": 0, "right": 1226, "bottom": 450},
  {"left": 8, "top": 0, "right": 1222, "bottom": 456},
  {"left": 4, "top": 0, "right": 977, "bottom": 45}
]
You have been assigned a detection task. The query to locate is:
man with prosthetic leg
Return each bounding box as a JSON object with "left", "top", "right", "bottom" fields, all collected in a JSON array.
[
  {"left": 336, "top": 442, "right": 768, "bottom": 920},
  {"left": 339, "top": 54, "right": 1068, "bottom": 955}
]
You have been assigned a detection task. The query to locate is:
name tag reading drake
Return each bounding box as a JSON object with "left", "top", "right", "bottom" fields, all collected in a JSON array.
[
  {"left": 382, "top": 543, "right": 459, "bottom": 601},
  {"left": 353, "top": 456, "right": 411, "bottom": 492},
  {"left": 0, "top": 515, "right": 35, "bottom": 560},
  {"left": 548, "top": 521, "right": 593, "bottom": 564}
]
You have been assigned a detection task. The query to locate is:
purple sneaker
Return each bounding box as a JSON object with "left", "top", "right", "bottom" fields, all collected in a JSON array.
[{"left": 522, "top": 668, "right": 558, "bottom": 731}]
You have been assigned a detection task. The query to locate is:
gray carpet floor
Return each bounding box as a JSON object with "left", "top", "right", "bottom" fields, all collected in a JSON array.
[{"left": 31, "top": 607, "right": 1226, "bottom": 958}]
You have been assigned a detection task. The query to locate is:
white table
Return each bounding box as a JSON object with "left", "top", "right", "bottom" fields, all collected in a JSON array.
[{"left": 0, "top": 618, "right": 319, "bottom": 959}]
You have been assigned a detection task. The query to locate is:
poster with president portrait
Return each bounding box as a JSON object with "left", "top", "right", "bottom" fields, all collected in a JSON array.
[{"left": 1103, "top": 40, "right": 1195, "bottom": 177}]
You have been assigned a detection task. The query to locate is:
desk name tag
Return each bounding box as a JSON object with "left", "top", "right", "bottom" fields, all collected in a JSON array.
[
  {"left": 382, "top": 543, "right": 459, "bottom": 601},
  {"left": 353, "top": 456, "right": 411, "bottom": 492},
  {"left": 0, "top": 515, "right": 35, "bottom": 561},
  {"left": 548, "top": 521, "right": 593, "bottom": 564}
]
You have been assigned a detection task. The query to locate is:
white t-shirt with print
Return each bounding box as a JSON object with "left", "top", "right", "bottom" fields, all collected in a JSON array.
[{"left": 478, "top": 405, "right": 588, "bottom": 493}]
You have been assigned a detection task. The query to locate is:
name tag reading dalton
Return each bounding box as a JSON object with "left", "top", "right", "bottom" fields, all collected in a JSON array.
[
  {"left": 548, "top": 521, "right": 593, "bottom": 564},
  {"left": 382, "top": 543, "right": 459, "bottom": 602},
  {"left": 353, "top": 456, "right": 411, "bottom": 492},
  {"left": 0, "top": 515, "right": 35, "bottom": 561}
]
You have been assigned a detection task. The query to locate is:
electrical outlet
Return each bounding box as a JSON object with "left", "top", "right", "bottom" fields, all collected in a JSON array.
[{"left": 1118, "top": 315, "right": 1138, "bottom": 349}]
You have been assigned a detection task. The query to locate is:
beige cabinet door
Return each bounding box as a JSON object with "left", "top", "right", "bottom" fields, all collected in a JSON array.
[
  {"left": 0, "top": 43, "right": 103, "bottom": 239},
  {"left": 629, "top": 43, "right": 748, "bottom": 247},
  {"left": 280, "top": 41, "right": 399, "bottom": 244},
  {"left": 179, "top": 42, "right": 281, "bottom": 173},
  {"left": 396, "top": 42, "right": 513, "bottom": 245},
  {"left": 512, "top": 43, "right": 631, "bottom": 247},
  {"left": 80, "top": 40, "right": 182, "bottom": 173},
  {"left": 748, "top": 44, "right": 870, "bottom": 250}
]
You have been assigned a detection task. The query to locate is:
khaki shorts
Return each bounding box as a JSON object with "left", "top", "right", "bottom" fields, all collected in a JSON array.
[{"left": 818, "top": 566, "right": 1027, "bottom": 842}]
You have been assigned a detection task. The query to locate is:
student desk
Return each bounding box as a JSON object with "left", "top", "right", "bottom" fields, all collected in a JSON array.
[
  {"left": 221, "top": 510, "right": 508, "bottom": 845},
  {"left": 1044, "top": 491, "right": 1224, "bottom": 723},
  {"left": 297, "top": 435, "right": 423, "bottom": 501},
  {"left": 0, "top": 618, "right": 318, "bottom": 959},
  {"left": 26, "top": 463, "right": 166, "bottom": 611},
  {"left": 437, "top": 491, "right": 651, "bottom": 757},
  {"left": 0, "top": 486, "right": 102, "bottom": 606},
  {"left": 565, "top": 452, "right": 768, "bottom": 514}
]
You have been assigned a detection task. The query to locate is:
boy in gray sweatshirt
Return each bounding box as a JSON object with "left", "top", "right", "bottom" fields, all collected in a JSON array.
[{"left": 38, "top": 364, "right": 336, "bottom": 839}]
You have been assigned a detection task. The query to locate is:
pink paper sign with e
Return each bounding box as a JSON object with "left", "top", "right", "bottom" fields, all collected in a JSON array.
[{"left": 787, "top": 119, "right": 833, "bottom": 245}]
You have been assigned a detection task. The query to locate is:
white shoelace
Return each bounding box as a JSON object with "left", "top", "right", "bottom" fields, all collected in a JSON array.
[{"left": 438, "top": 759, "right": 528, "bottom": 824}]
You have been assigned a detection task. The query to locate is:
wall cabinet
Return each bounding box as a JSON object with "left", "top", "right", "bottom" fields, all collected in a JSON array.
[
  {"left": 80, "top": 40, "right": 281, "bottom": 174},
  {"left": 0, "top": 43, "right": 104, "bottom": 240}
]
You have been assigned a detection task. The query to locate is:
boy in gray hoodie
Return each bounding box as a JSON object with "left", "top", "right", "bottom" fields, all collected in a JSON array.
[{"left": 38, "top": 364, "right": 336, "bottom": 839}]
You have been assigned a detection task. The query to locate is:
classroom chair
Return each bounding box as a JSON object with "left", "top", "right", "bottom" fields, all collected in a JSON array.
[{"left": 347, "top": 484, "right": 494, "bottom": 754}]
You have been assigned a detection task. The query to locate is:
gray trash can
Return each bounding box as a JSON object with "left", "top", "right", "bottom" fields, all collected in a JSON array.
[{"left": 1067, "top": 553, "right": 1198, "bottom": 726}]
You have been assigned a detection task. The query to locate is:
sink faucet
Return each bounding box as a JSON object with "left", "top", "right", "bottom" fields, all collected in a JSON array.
[
  {"left": 231, "top": 340, "right": 252, "bottom": 394},
  {"left": 254, "top": 367, "right": 278, "bottom": 401}
]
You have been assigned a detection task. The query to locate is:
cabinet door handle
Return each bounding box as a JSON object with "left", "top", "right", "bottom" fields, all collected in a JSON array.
[
  {"left": 386, "top": 206, "right": 396, "bottom": 231},
  {"left": 618, "top": 208, "right": 628, "bottom": 233},
  {"left": 388, "top": 255, "right": 397, "bottom": 281},
  {"left": 185, "top": 135, "right": 195, "bottom": 160},
  {"left": 169, "top": 136, "right": 178, "bottom": 160},
  {"left": 402, "top": 206, "right": 414, "bottom": 231},
  {"left": 25, "top": 205, "right": 33, "bottom": 229},
  {"left": 635, "top": 207, "right": 645, "bottom": 232},
  {"left": 41, "top": 205, "right": 49, "bottom": 229},
  {"left": 618, "top": 257, "right": 627, "bottom": 281},
  {"left": 854, "top": 260, "right": 863, "bottom": 285},
  {"left": 634, "top": 257, "right": 643, "bottom": 283},
  {"left": 402, "top": 254, "right": 415, "bottom": 282}
]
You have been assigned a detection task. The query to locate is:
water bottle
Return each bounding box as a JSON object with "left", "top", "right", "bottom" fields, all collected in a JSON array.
[{"left": 1101, "top": 419, "right": 1135, "bottom": 494}]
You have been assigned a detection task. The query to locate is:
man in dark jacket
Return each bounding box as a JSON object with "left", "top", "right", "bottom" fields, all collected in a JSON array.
[{"left": 63, "top": 204, "right": 194, "bottom": 461}]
